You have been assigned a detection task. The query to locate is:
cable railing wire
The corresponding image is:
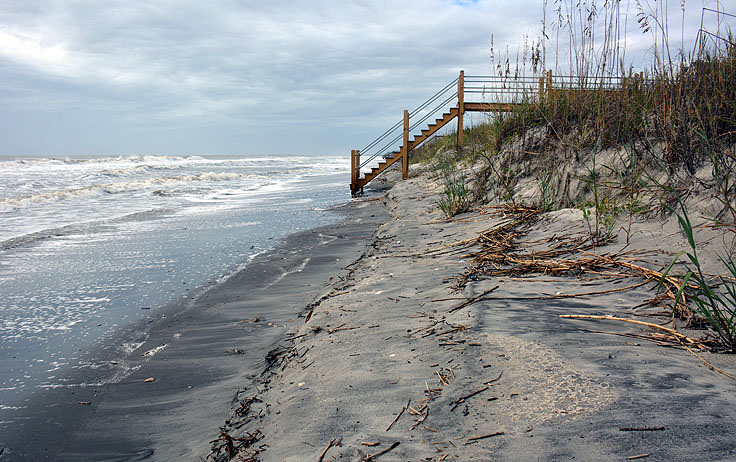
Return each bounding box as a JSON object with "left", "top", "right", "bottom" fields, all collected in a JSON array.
[
  {"left": 409, "top": 78, "right": 458, "bottom": 117},
  {"left": 359, "top": 91, "right": 458, "bottom": 169},
  {"left": 358, "top": 78, "right": 458, "bottom": 169},
  {"left": 409, "top": 93, "right": 457, "bottom": 132}
]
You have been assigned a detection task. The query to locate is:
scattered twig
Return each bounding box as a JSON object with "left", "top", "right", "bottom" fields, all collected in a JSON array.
[
  {"left": 317, "top": 438, "right": 336, "bottom": 462},
  {"left": 486, "top": 371, "right": 503, "bottom": 384},
  {"left": 450, "top": 385, "right": 489, "bottom": 411},
  {"left": 386, "top": 400, "right": 410, "bottom": 432},
  {"left": 328, "top": 326, "right": 360, "bottom": 334},
  {"left": 363, "top": 441, "right": 400, "bottom": 460},
  {"left": 285, "top": 333, "right": 308, "bottom": 342},
  {"left": 465, "top": 431, "right": 505, "bottom": 444},
  {"left": 675, "top": 335, "right": 736, "bottom": 382},
  {"left": 619, "top": 427, "right": 665, "bottom": 432},
  {"left": 559, "top": 315, "right": 699, "bottom": 344},
  {"left": 448, "top": 286, "right": 499, "bottom": 313},
  {"left": 436, "top": 370, "right": 450, "bottom": 386}
]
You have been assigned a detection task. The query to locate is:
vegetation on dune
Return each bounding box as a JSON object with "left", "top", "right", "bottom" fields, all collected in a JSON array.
[{"left": 413, "top": 1, "right": 736, "bottom": 351}]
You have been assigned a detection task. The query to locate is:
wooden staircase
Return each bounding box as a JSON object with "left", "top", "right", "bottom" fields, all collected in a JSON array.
[
  {"left": 408, "top": 108, "right": 459, "bottom": 152},
  {"left": 351, "top": 69, "right": 599, "bottom": 195},
  {"left": 356, "top": 108, "right": 459, "bottom": 190}
]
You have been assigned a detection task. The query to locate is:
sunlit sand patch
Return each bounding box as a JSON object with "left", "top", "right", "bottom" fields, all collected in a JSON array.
[{"left": 482, "top": 333, "right": 616, "bottom": 427}]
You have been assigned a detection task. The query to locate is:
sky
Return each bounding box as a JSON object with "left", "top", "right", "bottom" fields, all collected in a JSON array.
[{"left": 0, "top": 0, "right": 733, "bottom": 157}]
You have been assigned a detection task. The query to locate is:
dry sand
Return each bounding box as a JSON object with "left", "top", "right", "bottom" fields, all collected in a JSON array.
[{"left": 209, "top": 169, "right": 736, "bottom": 461}]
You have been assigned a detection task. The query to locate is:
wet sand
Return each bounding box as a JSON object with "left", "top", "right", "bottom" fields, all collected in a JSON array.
[{"left": 0, "top": 196, "right": 389, "bottom": 461}]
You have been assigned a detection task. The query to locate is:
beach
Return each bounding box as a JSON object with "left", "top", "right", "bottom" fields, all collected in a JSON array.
[
  {"left": 0, "top": 154, "right": 351, "bottom": 413},
  {"left": 3, "top": 167, "right": 736, "bottom": 461},
  {"left": 3, "top": 1, "right": 735, "bottom": 460},
  {"left": 0, "top": 190, "right": 389, "bottom": 461},
  {"left": 205, "top": 169, "right": 736, "bottom": 462}
]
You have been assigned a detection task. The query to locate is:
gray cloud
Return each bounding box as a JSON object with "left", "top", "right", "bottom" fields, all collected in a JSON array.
[{"left": 0, "top": 0, "right": 730, "bottom": 156}]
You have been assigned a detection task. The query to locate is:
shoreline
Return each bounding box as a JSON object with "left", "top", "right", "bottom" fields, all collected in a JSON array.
[
  {"left": 4, "top": 166, "right": 735, "bottom": 461},
  {"left": 0, "top": 191, "right": 390, "bottom": 461}
]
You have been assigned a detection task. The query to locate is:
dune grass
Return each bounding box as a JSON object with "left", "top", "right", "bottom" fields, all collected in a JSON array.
[{"left": 411, "top": 1, "right": 736, "bottom": 348}]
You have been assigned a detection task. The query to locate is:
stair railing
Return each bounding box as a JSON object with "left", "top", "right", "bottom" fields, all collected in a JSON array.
[
  {"left": 463, "top": 75, "right": 543, "bottom": 103},
  {"left": 351, "top": 70, "right": 636, "bottom": 194},
  {"left": 356, "top": 77, "right": 460, "bottom": 173}
]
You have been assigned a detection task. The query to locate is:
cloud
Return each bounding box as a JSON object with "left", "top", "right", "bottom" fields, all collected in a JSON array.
[{"left": 0, "top": 0, "right": 729, "bottom": 156}]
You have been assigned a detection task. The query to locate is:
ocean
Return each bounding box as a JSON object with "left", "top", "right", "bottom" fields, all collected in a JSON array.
[{"left": 0, "top": 154, "right": 350, "bottom": 419}]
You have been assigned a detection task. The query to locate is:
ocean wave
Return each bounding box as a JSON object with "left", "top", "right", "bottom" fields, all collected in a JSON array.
[
  {"left": 0, "top": 209, "right": 171, "bottom": 252},
  {"left": 98, "top": 164, "right": 157, "bottom": 176},
  {"left": 0, "top": 171, "right": 249, "bottom": 212},
  {"left": 0, "top": 154, "right": 206, "bottom": 169},
  {"left": 0, "top": 155, "right": 348, "bottom": 173}
]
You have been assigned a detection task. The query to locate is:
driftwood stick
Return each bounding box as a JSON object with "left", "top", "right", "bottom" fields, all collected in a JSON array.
[
  {"left": 466, "top": 431, "right": 505, "bottom": 444},
  {"left": 460, "top": 385, "right": 489, "bottom": 401},
  {"left": 449, "top": 286, "right": 499, "bottom": 313},
  {"left": 559, "top": 315, "right": 699, "bottom": 344},
  {"left": 386, "top": 400, "right": 410, "bottom": 432},
  {"left": 450, "top": 372, "right": 502, "bottom": 411},
  {"left": 364, "top": 441, "right": 400, "bottom": 460},
  {"left": 486, "top": 371, "right": 503, "bottom": 384},
  {"left": 328, "top": 326, "right": 360, "bottom": 334},
  {"left": 619, "top": 427, "right": 665, "bottom": 432},
  {"left": 318, "top": 438, "right": 336, "bottom": 462}
]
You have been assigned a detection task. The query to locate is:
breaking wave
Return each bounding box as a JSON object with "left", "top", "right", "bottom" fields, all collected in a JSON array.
[{"left": 0, "top": 172, "right": 253, "bottom": 212}]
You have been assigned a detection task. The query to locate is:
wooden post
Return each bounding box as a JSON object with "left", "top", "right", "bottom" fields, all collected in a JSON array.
[
  {"left": 402, "top": 110, "right": 409, "bottom": 179},
  {"left": 545, "top": 70, "right": 553, "bottom": 99},
  {"left": 350, "top": 149, "right": 356, "bottom": 194},
  {"left": 355, "top": 150, "right": 360, "bottom": 184},
  {"left": 538, "top": 75, "right": 545, "bottom": 102},
  {"left": 457, "top": 70, "right": 464, "bottom": 147}
]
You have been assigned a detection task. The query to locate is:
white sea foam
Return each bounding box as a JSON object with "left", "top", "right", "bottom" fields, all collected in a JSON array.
[
  {"left": 0, "top": 405, "right": 27, "bottom": 410},
  {"left": 222, "top": 221, "right": 262, "bottom": 229},
  {"left": 121, "top": 336, "right": 148, "bottom": 355},
  {"left": 141, "top": 344, "right": 167, "bottom": 358},
  {"left": 191, "top": 249, "right": 268, "bottom": 302},
  {"left": 0, "top": 154, "right": 206, "bottom": 170},
  {"left": 0, "top": 154, "right": 350, "bottom": 408},
  {"left": 263, "top": 257, "right": 311, "bottom": 289},
  {"left": 0, "top": 210, "right": 166, "bottom": 251},
  {"left": 0, "top": 171, "right": 250, "bottom": 212}
]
